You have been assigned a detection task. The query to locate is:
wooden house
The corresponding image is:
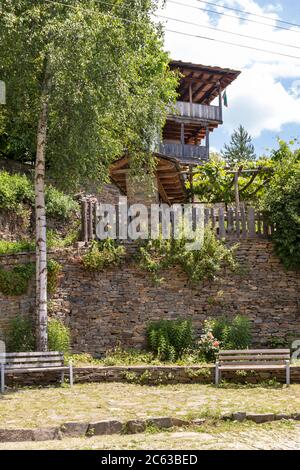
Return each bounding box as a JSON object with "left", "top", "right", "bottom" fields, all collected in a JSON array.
[{"left": 110, "top": 60, "right": 240, "bottom": 204}]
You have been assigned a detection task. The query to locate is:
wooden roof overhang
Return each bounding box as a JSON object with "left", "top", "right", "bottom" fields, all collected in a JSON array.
[
  {"left": 170, "top": 60, "right": 241, "bottom": 105},
  {"left": 110, "top": 155, "right": 188, "bottom": 205}
]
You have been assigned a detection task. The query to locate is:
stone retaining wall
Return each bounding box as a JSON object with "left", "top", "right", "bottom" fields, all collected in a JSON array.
[{"left": 0, "top": 240, "right": 299, "bottom": 354}]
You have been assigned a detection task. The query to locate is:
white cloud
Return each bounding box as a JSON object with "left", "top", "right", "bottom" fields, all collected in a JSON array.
[{"left": 156, "top": 0, "right": 300, "bottom": 138}]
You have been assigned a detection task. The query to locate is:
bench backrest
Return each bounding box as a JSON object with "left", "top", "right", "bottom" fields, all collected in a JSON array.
[
  {"left": 218, "top": 349, "right": 290, "bottom": 366},
  {"left": 0, "top": 351, "right": 64, "bottom": 370}
]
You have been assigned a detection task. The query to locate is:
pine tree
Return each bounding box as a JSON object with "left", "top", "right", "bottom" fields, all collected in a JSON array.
[{"left": 222, "top": 125, "right": 256, "bottom": 165}]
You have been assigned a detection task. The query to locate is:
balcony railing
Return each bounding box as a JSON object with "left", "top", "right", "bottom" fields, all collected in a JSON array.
[
  {"left": 170, "top": 101, "right": 222, "bottom": 122},
  {"left": 158, "top": 143, "right": 208, "bottom": 163}
]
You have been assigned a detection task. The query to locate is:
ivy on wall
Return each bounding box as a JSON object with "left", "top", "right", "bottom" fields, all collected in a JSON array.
[
  {"left": 0, "top": 263, "right": 35, "bottom": 296},
  {"left": 0, "top": 260, "right": 62, "bottom": 296}
]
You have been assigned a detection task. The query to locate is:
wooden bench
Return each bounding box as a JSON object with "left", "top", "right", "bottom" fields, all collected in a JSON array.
[
  {"left": 215, "top": 349, "right": 291, "bottom": 386},
  {"left": 0, "top": 351, "right": 73, "bottom": 393}
]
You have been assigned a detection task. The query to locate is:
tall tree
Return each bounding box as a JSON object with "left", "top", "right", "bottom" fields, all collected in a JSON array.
[
  {"left": 0, "top": 0, "right": 177, "bottom": 349},
  {"left": 222, "top": 125, "right": 256, "bottom": 165}
]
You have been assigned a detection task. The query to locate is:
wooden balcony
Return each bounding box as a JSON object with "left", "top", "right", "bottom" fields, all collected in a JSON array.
[
  {"left": 158, "top": 143, "right": 208, "bottom": 164},
  {"left": 170, "top": 101, "right": 222, "bottom": 122}
]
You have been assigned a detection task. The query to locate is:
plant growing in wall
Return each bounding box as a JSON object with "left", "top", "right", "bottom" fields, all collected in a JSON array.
[
  {"left": 82, "top": 239, "right": 125, "bottom": 271},
  {"left": 139, "top": 228, "right": 237, "bottom": 285},
  {"left": 0, "top": 263, "right": 35, "bottom": 296}
]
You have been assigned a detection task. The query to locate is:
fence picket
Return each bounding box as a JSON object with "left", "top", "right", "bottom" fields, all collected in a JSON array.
[{"left": 81, "top": 203, "right": 273, "bottom": 242}]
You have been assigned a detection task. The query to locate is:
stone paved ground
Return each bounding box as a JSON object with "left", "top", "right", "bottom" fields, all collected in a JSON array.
[
  {"left": 1, "top": 383, "right": 300, "bottom": 429},
  {"left": 0, "top": 422, "right": 299, "bottom": 450}
]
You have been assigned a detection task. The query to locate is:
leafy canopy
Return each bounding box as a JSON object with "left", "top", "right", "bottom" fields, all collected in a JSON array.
[
  {"left": 0, "top": 0, "right": 178, "bottom": 189},
  {"left": 262, "top": 141, "right": 300, "bottom": 270},
  {"left": 192, "top": 158, "right": 274, "bottom": 204}
]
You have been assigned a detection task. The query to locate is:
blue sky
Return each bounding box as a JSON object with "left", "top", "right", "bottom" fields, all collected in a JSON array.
[{"left": 157, "top": 0, "right": 300, "bottom": 156}]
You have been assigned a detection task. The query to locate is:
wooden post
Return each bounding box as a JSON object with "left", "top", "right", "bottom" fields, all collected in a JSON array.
[
  {"left": 189, "top": 165, "right": 194, "bottom": 203},
  {"left": 181, "top": 122, "right": 185, "bottom": 158},
  {"left": 218, "top": 82, "right": 223, "bottom": 122},
  {"left": 218, "top": 208, "right": 225, "bottom": 238},
  {"left": 0, "top": 363, "right": 4, "bottom": 394},
  {"left": 189, "top": 81, "right": 193, "bottom": 116},
  {"left": 81, "top": 200, "right": 88, "bottom": 243},
  {"left": 234, "top": 171, "right": 240, "bottom": 214},
  {"left": 205, "top": 126, "right": 210, "bottom": 159},
  {"left": 88, "top": 201, "right": 94, "bottom": 241}
]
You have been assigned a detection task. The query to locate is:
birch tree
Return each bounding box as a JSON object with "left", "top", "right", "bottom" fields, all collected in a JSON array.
[{"left": 0, "top": 0, "right": 177, "bottom": 350}]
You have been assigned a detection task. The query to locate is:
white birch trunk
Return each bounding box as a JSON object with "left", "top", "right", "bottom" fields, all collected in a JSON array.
[{"left": 35, "top": 60, "right": 51, "bottom": 352}]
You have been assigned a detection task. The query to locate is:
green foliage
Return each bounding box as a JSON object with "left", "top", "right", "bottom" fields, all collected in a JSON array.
[
  {"left": 262, "top": 142, "right": 300, "bottom": 270},
  {"left": 0, "top": 1, "right": 178, "bottom": 188},
  {"left": 47, "top": 259, "right": 62, "bottom": 294},
  {"left": 47, "top": 228, "right": 79, "bottom": 249},
  {"left": 0, "top": 263, "right": 35, "bottom": 296},
  {"left": 147, "top": 319, "right": 194, "bottom": 361},
  {"left": 139, "top": 228, "right": 237, "bottom": 285},
  {"left": 0, "top": 171, "right": 33, "bottom": 211},
  {"left": 192, "top": 158, "right": 274, "bottom": 204},
  {"left": 6, "top": 315, "right": 35, "bottom": 352},
  {"left": 221, "top": 125, "right": 256, "bottom": 164},
  {"left": 45, "top": 186, "right": 79, "bottom": 220},
  {"left": 0, "top": 259, "right": 61, "bottom": 296},
  {"left": 82, "top": 239, "right": 125, "bottom": 271},
  {"left": 48, "top": 318, "right": 71, "bottom": 353},
  {"left": 0, "top": 170, "right": 79, "bottom": 221},
  {"left": 208, "top": 315, "right": 252, "bottom": 350},
  {"left": 0, "top": 239, "right": 35, "bottom": 255}
]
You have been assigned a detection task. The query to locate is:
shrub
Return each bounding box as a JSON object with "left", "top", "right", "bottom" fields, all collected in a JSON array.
[
  {"left": 0, "top": 171, "right": 79, "bottom": 221},
  {"left": 147, "top": 319, "right": 194, "bottom": 361},
  {"left": 139, "top": 228, "right": 237, "bottom": 285},
  {"left": 262, "top": 144, "right": 300, "bottom": 270},
  {"left": 6, "top": 316, "right": 35, "bottom": 352},
  {"left": 0, "top": 263, "right": 35, "bottom": 296},
  {"left": 48, "top": 318, "right": 71, "bottom": 353},
  {"left": 45, "top": 185, "right": 79, "bottom": 220},
  {"left": 0, "top": 239, "right": 35, "bottom": 255},
  {"left": 209, "top": 315, "right": 252, "bottom": 350},
  {"left": 82, "top": 239, "right": 125, "bottom": 271},
  {"left": 0, "top": 171, "right": 34, "bottom": 211}
]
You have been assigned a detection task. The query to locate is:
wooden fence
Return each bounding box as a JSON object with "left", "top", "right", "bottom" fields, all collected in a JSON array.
[{"left": 80, "top": 201, "right": 274, "bottom": 243}]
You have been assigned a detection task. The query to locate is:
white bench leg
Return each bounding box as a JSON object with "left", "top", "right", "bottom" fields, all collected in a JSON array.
[
  {"left": 0, "top": 363, "right": 5, "bottom": 394},
  {"left": 61, "top": 371, "right": 65, "bottom": 384},
  {"left": 286, "top": 360, "right": 290, "bottom": 386},
  {"left": 215, "top": 361, "right": 220, "bottom": 386},
  {"left": 69, "top": 361, "right": 74, "bottom": 387}
]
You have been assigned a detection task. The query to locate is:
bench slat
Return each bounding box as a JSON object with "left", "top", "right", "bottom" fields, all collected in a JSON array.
[
  {"left": 219, "top": 355, "right": 290, "bottom": 361},
  {"left": 3, "top": 356, "right": 64, "bottom": 364},
  {"left": 219, "top": 349, "right": 290, "bottom": 355},
  {"left": 0, "top": 351, "right": 64, "bottom": 357},
  {"left": 5, "top": 366, "right": 70, "bottom": 373},
  {"left": 220, "top": 361, "right": 286, "bottom": 369},
  {"left": 5, "top": 362, "right": 64, "bottom": 369},
  {"left": 219, "top": 364, "right": 287, "bottom": 370}
]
